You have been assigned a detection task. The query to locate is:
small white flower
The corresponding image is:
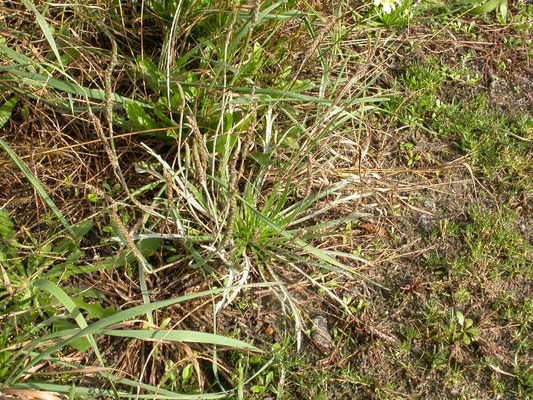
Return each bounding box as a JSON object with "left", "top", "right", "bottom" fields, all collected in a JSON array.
[{"left": 374, "top": 0, "right": 401, "bottom": 14}]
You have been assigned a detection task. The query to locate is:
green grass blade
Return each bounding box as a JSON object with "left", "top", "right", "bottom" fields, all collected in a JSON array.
[
  {"left": 11, "top": 381, "right": 228, "bottom": 399},
  {"left": 209, "top": 174, "right": 385, "bottom": 288},
  {"left": 9, "top": 281, "right": 268, "bottom": 384},
  {"left": 236, "top": 192, "right": 387, "bottom": 290},
  {"left": 99, "top": 329, "right": 256, "bottom": 349},
  {"left": 22, "top": 0, "right": 65, "bottom": 71},
  {"left": 25, "top": 280, "right": 120, "bottom": 397},
  {"left": 36, "top": 280, "right": 89, "bottom": 329},
  {"left": 0, "top": 44, "right": 37, "bottom": 71},
  {"left": 229, "top": 1, "right": 285, "bottom": 48},
  {"left": 0, "top": 66, "right": 150, "bottom": 107},
  {"left": 38, "top": 326, "right": 257, "bottom": 351},
  {"left": 169, "top": 80, "right": 386, "bottom": 104},
  {"left": 21, "top": 0, "right": 77, "bottom": 113}
]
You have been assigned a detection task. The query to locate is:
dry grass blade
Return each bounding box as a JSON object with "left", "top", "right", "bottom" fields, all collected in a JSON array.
[{"left": 1, "top": 387, "right": 63, "bottom": 400}]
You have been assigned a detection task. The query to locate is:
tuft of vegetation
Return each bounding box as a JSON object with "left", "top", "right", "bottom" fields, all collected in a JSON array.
[{"left": 1, "top": 0, "right": 532, "bottom": 398}]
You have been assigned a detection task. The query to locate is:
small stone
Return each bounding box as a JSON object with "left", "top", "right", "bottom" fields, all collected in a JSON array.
[
  {"left": 311, "top": 315, "right": 332, "bottom": 351},
  {"left": 424, "top": 199, "right": 436, "bottom": 210},
  {"left": 419, "top": 213, "right": 434, "bottom": 233}
]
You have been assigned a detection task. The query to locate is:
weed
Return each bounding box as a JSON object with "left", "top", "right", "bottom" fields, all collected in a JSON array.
[
  {"left": 449, "top": 310, "right": 480, "bottom": 346},
  {"left": 1, "top": 0, "right": 532, "bottom": 398}
]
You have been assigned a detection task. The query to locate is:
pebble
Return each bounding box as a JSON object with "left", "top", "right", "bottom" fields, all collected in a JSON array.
[
  {"left": 419, "top": 199, "right": 436, "bottom": 234},
  {"left": 311, "top": 315, "right": 332, "bottom": 351},
  {"left": 419, "top": 213, "right": 434, "bottom": 233},
  {"left": 424, "top": 199, "right": 436, "bottom": 210}
]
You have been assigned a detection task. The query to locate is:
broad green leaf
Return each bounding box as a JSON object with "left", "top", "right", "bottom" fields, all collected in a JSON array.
[
  {"left": 136, "top": 55, "right": 161, "bottom": 92},
  {"left": 72, "top": 296, "right": 118, "bottom": 319},
  {"left": 0, "top": 208, "right": 15, "bottom": 240},
  {"left": 249, "top": 152, "right": 275, "bottom": 166},
  {"left": 182, "top": 363, "right": 193, "bottom": 385},
  {"left": 206, "top": 133, "right": 237, "bottom": 154},
  {"left": 467, "top": 328, "right": 480, "bottom": 337},
  {"left": 499, "top": 1, "right": 507, "bottom": 20},
  {"left": 124, "top": 101, "right": 159, "bottom": 131},
  {"left": 470, "top": 0, "right": 504, "bottom": 15},
  {"left": 456, "top": 311, "right": 465, "bottom": 327},
  {"left": 250, "top": 386, "right": 264, "bottom": 393},
  {"left": 53, "top": 219, "right": 94, "bottom": 253},
  {"left": 0, "top": 96, "right": 18, "bottom": 129}
]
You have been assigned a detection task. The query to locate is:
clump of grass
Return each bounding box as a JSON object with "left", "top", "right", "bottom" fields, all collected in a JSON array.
[
  {"left": 1, "top": 0, "right": 389, "bottom": 396},
  {"left": 2, "top": 0, "right": 532, "bottom": 398}
]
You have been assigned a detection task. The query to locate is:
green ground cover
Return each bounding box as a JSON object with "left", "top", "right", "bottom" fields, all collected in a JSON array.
[{"left": 0, "top": 0, "right": 531, "bottom": 399}]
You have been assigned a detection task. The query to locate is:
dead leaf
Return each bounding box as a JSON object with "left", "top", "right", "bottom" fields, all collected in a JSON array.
[{"left": 359, "top": 222, "right": 388, "bottom": 238}]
